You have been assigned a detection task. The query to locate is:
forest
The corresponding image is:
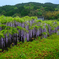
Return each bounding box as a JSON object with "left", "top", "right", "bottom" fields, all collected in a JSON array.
[{"left": 0, "top": 2, "right": 59, "bottom": 19}]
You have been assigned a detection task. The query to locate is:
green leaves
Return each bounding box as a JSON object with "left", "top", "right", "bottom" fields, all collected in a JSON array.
[
  {"left": 17, "top": 26, "right": 28, "bottom": 33},
  {"left": 42, "top": 32, "right": 47, "bottom": 35},
  {"left": 0, "top": 31, "right": 4, "bottom": 39}
]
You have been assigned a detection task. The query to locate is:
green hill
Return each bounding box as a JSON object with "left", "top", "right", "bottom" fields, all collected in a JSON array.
[{"left": 0, "top": 2, "right": 59, "bottom": 19}]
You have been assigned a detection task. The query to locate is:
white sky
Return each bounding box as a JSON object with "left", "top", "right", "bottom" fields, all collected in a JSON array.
[{"left": 0, "top": 0, "right": 59, "bottom": 6}]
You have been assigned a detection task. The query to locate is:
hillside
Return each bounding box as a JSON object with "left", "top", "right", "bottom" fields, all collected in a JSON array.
[{"left": 0, "top": 2, "right": 59, "bottom": 19}]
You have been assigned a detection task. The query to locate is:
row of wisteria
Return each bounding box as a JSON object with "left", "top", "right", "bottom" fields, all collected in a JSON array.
[{"left": 0, "top": 15, "right": 59, "bottom": 51}]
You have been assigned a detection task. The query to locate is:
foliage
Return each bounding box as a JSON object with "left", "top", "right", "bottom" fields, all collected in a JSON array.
[
  {"left": 0, "top": 34, "right": 59, "bottom": 59},
  {"left": 0, "top": 2, "right": 59, "bottom": 19}
]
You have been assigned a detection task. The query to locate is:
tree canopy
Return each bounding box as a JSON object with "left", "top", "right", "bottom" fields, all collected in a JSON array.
[{"left": 0, "top": 2, "right": 59, "bottom": 19}]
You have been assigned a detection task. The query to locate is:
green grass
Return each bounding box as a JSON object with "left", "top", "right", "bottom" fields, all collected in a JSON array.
[{"left": 0, "top": 34, "right": 59, "bottom": 59}]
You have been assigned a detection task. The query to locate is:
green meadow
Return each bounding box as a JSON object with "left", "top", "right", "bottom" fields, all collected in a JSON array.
[{"left": 0, "top": 34, "right": 59, "bottom": 59}]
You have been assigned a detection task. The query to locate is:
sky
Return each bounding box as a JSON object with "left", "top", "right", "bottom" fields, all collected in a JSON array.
[{"left": 0, "top": 0, "right": 59, "bottom": 6}]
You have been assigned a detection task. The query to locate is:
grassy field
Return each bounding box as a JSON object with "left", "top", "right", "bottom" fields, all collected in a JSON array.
[{"left": 0, "top": 34, "right": 59, "bottom": 59}]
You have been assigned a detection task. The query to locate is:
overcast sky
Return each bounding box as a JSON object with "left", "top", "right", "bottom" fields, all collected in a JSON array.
[{"left": 0, "top": 0, "right": 59, "bottom": 6}]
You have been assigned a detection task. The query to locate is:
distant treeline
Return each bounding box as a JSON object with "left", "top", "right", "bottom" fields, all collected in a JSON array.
[{"left": 0, "top": 2, "right": 59, "bottom": 19}]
